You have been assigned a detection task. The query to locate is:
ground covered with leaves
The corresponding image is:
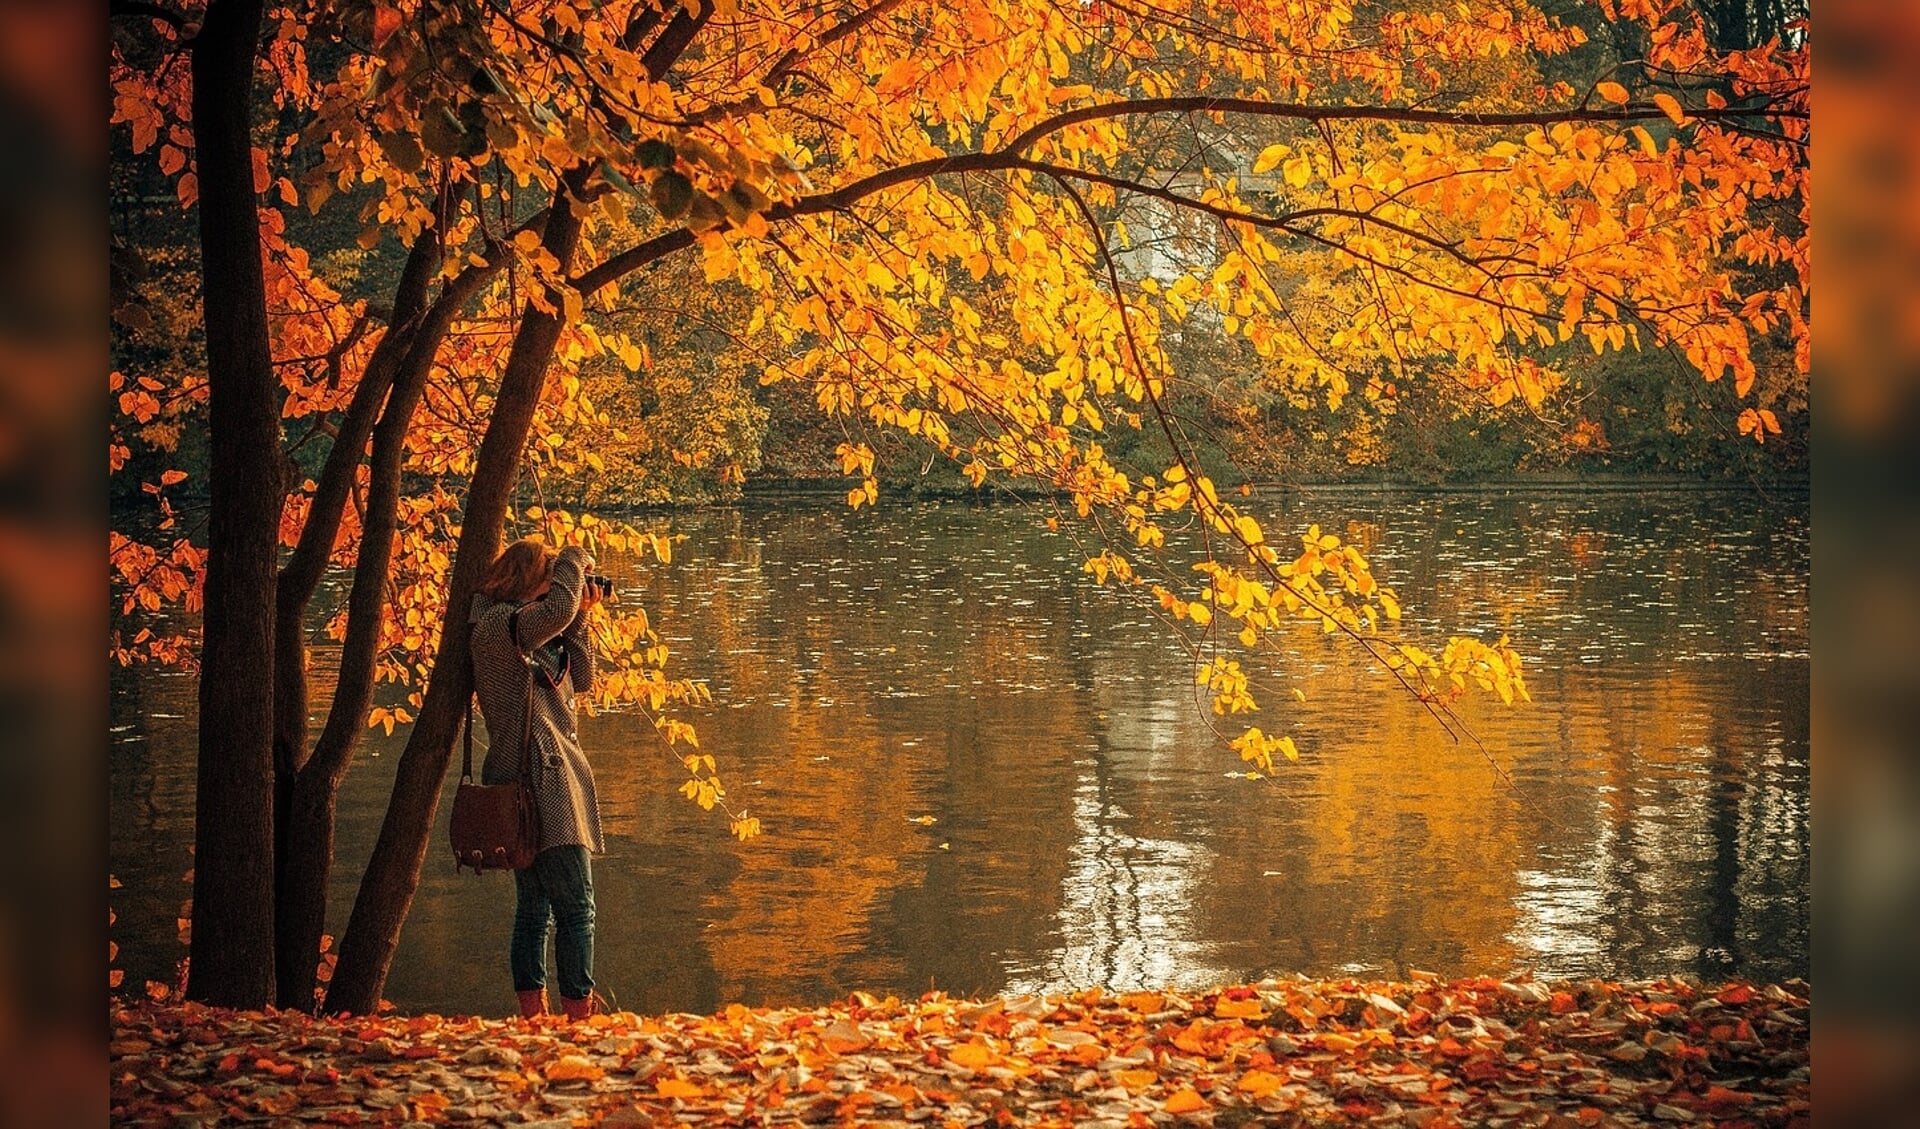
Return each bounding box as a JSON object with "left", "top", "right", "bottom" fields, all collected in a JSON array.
[{"left": 111, "top": 975, "right": 1808, "bottom": 1127}]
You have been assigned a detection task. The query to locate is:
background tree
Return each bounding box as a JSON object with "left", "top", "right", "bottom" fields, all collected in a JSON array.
[{"left": 110, "top": 0, "right": 1807, "bottom": 1011}]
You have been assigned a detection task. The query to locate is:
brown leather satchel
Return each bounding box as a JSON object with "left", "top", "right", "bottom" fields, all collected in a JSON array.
[{"left": 449, "top": 609, "right": 541, "bottom": 874}]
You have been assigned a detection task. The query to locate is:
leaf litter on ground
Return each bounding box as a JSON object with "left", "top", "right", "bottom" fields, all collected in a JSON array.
[{"left": 111, "top": 973, "right": 1809, "bottom": 1126}]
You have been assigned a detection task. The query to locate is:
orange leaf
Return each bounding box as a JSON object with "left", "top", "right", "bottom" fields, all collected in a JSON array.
[
  {"left": 1164, "top": 1088, "right": 1210, "bottom": 1114},
  {"left": 1214, "top": 996, "right": 1265, "bottom": 1020},
  {"left": 948, "top": 1042, "right": 998, "bottom": 1070},
  {"left": 371, "top": 4, "right": 402, "bottom": 47},
  {"left": 545, "top": 1055, "right": 605, "bottom": 1082},
  {"left": 654, "top": 1077, "right": 702, "bottom": 1099},
  {"left": 1652, "top": 92, "right": 1686, "bottom": 125},
  {"left": 1170, "top": 1022, "right": 1212, "bottom": 1055},
  {"left": 411, "top": 1092, "right": 451, "bottom": 1118},
  {"left": 1596, "top": 81, "right": 1629, "bottom": 105},
  {"left": 1237, "top": 1069, "right": 1286, "bottom": 1097},
  {"left": 820, "top": 1020, "right": 872, "bottom": 1054}
]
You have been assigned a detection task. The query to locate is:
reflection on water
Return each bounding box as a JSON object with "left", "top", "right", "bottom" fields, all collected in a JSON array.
[
  {"left": 1002, "top": 761, "right": 1232, "bottom": 996},
  {"left": 109, "top": 490, "right": 1809, "bottom": 1016}
]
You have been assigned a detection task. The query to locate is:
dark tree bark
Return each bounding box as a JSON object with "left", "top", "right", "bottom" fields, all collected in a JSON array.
[
  {"left": 274, "top": 252, "right": 501, "bottom": 1009},
  {"left": 273, "top": 222, "right": 443, "bottom": 778},
  {"left": 327, "top": 194, "right": 583, "bottom": 1015},
  {"left": 185, "top": 0, "right": 280, "bottom": 1009},
  {"left": 270, "top": 224, "right": 442, "bottom": 1006}
]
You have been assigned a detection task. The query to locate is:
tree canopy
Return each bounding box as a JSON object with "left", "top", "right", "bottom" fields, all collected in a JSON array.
[{"left": 110, "top": 0, "right": 1808, "bottom": 1011}]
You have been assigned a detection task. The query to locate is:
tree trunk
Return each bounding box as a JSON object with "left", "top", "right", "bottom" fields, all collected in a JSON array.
[
  {"left": 327, "top": 195, "right": 582, "bottom": 1015},
  {"left": 274, "top": 775, "right": 337, "bottom": 1011},
  {"left": 274, "top": 256, "right": 497, "bottom": 1010},
  {"left": 185, "top": 0, "right": 280, "bottom": 1010},
  {"left": 273, "top": 221, "right": 443, "bottom": 785},
  {"left": 270, "top": 268, "right": 421, "bottom": 1007}
]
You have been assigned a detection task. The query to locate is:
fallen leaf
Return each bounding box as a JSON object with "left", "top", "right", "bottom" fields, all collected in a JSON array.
[
  {"left": 1163, "top": 1088, "right": 1210, "bottom": 1113},
  {"left": 947, "top": 1041, "right": 998, "bottom": 1069},
  {"left": 819, "top": 1020, "right": 871, "bottom": 1054},
  {"left": 546, "top": 1054, "right": 607, "bottom": 1082}
]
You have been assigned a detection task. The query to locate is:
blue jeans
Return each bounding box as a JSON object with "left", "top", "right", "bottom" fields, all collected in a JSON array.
[{"left": 511, "top": 845, "right": 595, "bottom": 1001}]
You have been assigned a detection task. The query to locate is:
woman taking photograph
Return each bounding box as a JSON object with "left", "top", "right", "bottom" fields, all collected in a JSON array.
[{"left": 468, "top": 538, "right": 605, "bottom": 1019}]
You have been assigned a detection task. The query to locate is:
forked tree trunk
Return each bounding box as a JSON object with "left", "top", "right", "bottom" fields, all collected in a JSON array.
[
  {"left": 327, "top": 196, "right": 583, "bottom": 1015},
  {"left": 185, "top": 0, "right": 280, "bottom": 1009},
  {"left": 274, "top": 256, "right": 499, "bottom": 1010},
  {"left": 270, "top": 247, "right": 427, "bottom": 1007}
]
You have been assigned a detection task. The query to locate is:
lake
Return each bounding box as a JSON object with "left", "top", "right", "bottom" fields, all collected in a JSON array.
[{"left": 109, "top": 488, "right": 1809, "bottom": 1017}]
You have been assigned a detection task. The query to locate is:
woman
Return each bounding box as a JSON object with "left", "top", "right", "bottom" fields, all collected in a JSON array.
[{"left": 469, "top": 538, "right": 605, "bottom": 1019}]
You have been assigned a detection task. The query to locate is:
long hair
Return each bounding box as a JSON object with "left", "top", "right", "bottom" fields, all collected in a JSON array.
[{"left": 478, "top": 538, "right": 556, "bottom": 603}]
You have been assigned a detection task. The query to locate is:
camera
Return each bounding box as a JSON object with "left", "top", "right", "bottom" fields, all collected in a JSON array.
[{"left": 584, "top": 574, "right": 617, "bottom": 604}]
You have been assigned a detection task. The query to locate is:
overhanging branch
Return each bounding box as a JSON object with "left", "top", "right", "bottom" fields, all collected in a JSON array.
[{"left": 573, "top": 92, "right": 1804, "bottom": 294}]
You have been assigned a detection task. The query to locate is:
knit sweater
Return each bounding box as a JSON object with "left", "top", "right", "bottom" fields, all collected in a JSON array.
[{"left": 469, "top": 545, "right": 604, "bottom": 854}]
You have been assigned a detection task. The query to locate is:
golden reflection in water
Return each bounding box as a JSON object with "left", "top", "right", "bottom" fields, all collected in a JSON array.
[{"left": 108, "top": 494, "right": 1808, "bottom": 1015}]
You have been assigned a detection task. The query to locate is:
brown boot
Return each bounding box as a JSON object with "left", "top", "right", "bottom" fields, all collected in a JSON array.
[
  {"left": 516, "top": 989, "right": 548, "bottom": 1018},
  {"left": 559, "top": 994, "right": 594, "bottom": 1021}
]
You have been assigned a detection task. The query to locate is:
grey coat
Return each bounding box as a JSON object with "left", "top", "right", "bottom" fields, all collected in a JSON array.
[{"left": 469, "top": 545, "right": 603, "bottom": 854}]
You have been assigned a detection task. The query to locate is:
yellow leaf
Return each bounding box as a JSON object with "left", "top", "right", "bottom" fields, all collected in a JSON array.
[{"left": 1251, "top": 143, "right": 1291, "bottom": 174}]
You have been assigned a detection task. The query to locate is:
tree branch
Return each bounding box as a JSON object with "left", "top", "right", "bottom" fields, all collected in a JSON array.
[{"left": 687, "top": 0, "right": 911, "bottom": 125}]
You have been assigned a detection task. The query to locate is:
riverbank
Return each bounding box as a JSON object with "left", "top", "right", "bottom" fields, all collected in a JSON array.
[{"left": 111, "top": 974, "right": 1809, "bottom": 1127}]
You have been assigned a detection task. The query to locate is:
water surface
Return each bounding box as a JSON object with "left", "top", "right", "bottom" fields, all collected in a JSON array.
[{"left": 109, "top": 489, "right": 1809, "bottom": 1016}]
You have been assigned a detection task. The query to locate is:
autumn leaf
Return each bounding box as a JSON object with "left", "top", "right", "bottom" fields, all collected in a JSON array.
[
  {"left": 546, "top": 1055, "right": 606, "bottom": 1082},
  {"left": 819, "top": 1020, "right": 871, "bottom": 1054},
  {"left": 653, "top": 1076, "right": 702, "bottom": 1099},
  {"left": 947, "top": 1042, "right": 999, "bottom": 1069},
  {"left": 1163, "top": 1088, "right": 1211, "bottom": 1113},
  {"left": 1652, "top": 92, "right": 1688, "bottom": 124}
]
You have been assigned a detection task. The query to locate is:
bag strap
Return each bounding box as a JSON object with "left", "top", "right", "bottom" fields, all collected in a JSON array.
[{"left": 461, "top": 694, "right": 475, "bottom": 782}]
